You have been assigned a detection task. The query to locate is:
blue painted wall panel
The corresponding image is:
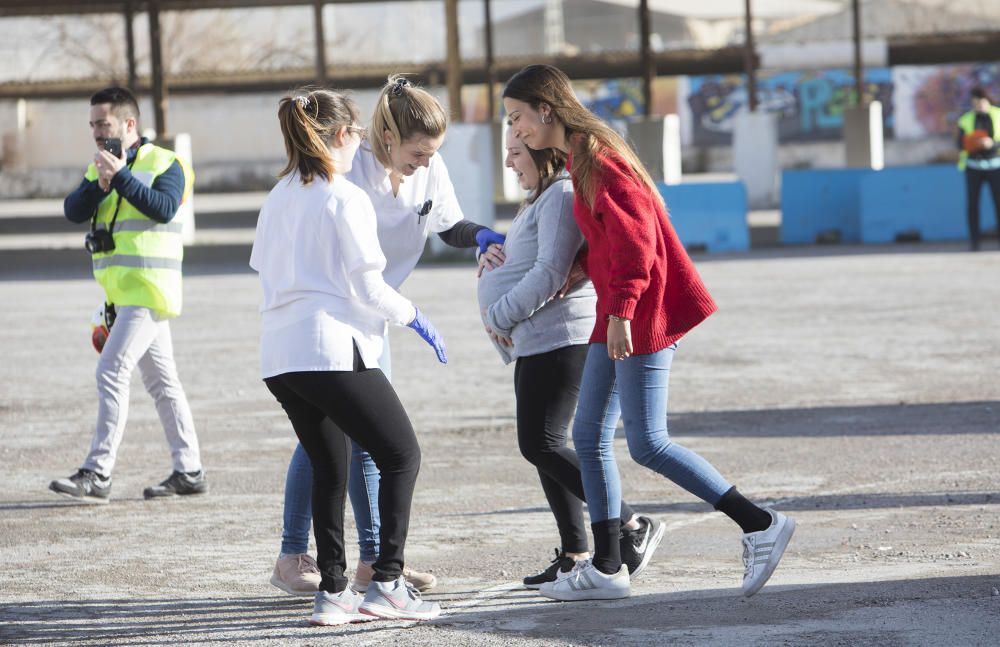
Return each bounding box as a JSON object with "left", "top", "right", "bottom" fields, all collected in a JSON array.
[
  {"left": 859, "top": 165, "right": 998, "bottom": 243},
  {"left": 780, "top": 168, "right": 871, "bottom": 244},
  {"left": 658, "top": 181, "right": 749, "bottom": 253}
]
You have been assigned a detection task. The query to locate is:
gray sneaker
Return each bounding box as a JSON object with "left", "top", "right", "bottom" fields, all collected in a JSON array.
[
  {"left": 741, "top": 509, "right": 795, "bottom": 597},
  {"left": 309, "top": 588, "right": 372, "bottom": 626},
  {"left": 143, "top": 470, "right": 208, "bottom": 499},
  {"left": 359, "top": 575, "right": 441, "bottom": 621},
  {"left": 49, "top": 469, "right": 111, "bottom": 504}
]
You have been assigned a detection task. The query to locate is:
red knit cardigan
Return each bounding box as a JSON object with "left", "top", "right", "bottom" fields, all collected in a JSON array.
[{"left": 570, "top": 150, "right": 717, "bottom": 354}]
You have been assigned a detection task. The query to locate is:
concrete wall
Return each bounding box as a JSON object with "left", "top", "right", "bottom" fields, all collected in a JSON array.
[
  {"left": 0, "top": 87, "right": 387, "bottom": 197},
  {"left": 0, "top": 93, "right": 961, "bottom": 200}
]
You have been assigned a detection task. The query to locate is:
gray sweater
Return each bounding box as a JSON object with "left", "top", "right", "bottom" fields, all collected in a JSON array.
[{"left": 477, "top": 176, "right": 597, "bottom": 364}]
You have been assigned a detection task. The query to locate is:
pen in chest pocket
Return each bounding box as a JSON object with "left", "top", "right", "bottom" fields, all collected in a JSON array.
[{"left": 416, "top": 199, "right": 433, "bottom": 225}]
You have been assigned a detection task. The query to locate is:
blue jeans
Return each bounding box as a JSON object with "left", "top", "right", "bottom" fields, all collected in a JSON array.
[
  {"left": 280, "top": 337, "right": 391, "bottom": 561},
  {"left": 573, "top": 343, "right": 732, "bottom": 523}
]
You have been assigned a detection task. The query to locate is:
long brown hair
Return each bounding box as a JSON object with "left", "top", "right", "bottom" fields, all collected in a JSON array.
[
  {"left": 525, "top": 146, "right": 568, "bottom": 206},
  {"left": 369, "top": 74, "right": 449, "bottom": 169},
  {"left": 277, "top": 87, "right": 360, "bottom": 185},
  {"left": 509, "top": 124, "right": 567, "bottom": 206},
  {"left": 503, "top": 64, "right": 660, "bottom": 208}
]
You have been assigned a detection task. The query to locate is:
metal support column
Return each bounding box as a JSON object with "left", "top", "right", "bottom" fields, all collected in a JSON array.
[
  {"left": 124, "top": 0, "right": 137, "bottom": 91},
  {"left": 313, "top": 0, "right": 327, "bottom": 83},
  {"left": 639, "top": 0, "right": 654, "bottom": 116},
  {"left": 852, "top": 0, "right": 864, "bottom": 105},
  {"left": 445, "top": 0, "right": 463, "bottom": 121},
  {"left": 743, "top": 0, "right": 758, "bottom": 112},
  {"left": 148, "top": 0, "right": 167, "bottom": 138},
  {"left": 483, "top": 0, "right": 496, "bottom": 122}
]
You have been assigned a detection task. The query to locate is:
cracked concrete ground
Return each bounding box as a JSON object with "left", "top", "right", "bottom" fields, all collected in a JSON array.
[{"left": 1, "top": 242, "right": 999, "bottom": 646}]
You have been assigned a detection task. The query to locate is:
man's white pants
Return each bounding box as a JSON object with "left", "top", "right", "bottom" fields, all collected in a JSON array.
[{"left": 82, "top": 305, "right": 202, "bottom": 476}]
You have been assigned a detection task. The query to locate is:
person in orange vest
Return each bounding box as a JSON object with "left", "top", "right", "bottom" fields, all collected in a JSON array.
[{"left": 957, "top": 86, "right": 1000, "bottom": 251}]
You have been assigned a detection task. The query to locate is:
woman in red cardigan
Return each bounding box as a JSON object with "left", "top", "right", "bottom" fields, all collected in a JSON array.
[{"left": 503, "top": 64, "right": 795, "bottom": 602}]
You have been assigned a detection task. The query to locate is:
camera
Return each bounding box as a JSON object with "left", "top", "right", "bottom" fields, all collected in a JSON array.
[
  {"left": 103, "top": 137, "right": 122, "bottom": 158},
  {"left": 85, "top": 229, "right": 116, "bottom": 254}
]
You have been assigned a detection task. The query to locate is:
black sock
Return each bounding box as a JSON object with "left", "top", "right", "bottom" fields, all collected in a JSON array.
[
  {"left": 715, "top": 486, "right": 772, "bottom": 534},
  {"left": 591, "top": 519, "right": 622, "bottom": 574}
]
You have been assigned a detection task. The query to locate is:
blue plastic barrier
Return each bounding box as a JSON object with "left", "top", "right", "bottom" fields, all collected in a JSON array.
[
  {"left": 780, "top": 168, "right": 870, "bottom": 244},
  {"left": 658, "top": 181, "right": 749, "bottom": 253},
  {"left": 859, "top": 164, "right": 998, "bottom": 243}
]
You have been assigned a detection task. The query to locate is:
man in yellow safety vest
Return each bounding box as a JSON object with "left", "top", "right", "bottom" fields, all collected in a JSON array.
[
  {"left": 49, "top": 87, "right": 208, "bottom": 503},
  {"left": 957, "top": 86, "right": 1000, "bottom": 251}
]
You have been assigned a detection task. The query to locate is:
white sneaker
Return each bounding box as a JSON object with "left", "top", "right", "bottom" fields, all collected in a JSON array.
[
  {"left": 741, "top": 509, "right": 795, "bottom": 597},
  {"left": 359, "top": 576, "right": 441, "bottom": 621},
  {"left": 352, "top": 559, "right": 438, "bottom": 593},
  {"left": 309, "top": 588, "right": 372, "bottom": 626},
  {"left": 539, "top": 560, "right": 630, "bottom": 601}
]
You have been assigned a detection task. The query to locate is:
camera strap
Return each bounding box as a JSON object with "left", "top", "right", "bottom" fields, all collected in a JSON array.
[{"left": 90, "top": 154, "right": 138, "bottom": 236}]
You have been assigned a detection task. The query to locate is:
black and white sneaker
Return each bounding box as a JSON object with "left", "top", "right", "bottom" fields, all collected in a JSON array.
[
  {"left": 49, "top": 469, "right": 112, "bottom": 503},
  {"left": 523, "top": 549, "right": 578, "bottom": 589},
  {"left": 620, "top": 515, "right": 665, "bottom": 578},
  {"left": 143, "top": 470, "right": 208, "bottom": 499}
]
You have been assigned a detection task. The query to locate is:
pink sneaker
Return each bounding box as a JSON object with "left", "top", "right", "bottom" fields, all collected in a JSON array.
[
  {"left": 351, "top": 559, "right": 438, "bottom": 592},
  {"left": 270, "top": 553, "right": 321, "bottom": 597}
]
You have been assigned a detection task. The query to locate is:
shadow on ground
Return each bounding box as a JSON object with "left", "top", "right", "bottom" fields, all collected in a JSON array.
[
  {"left": 450, "top": 489, "right": 1000, "bottom": 519},
  {"left": 2, "top": 575, "right": 997, "bottom": 646},
  {"left": 434, "top": 573, "right": 1000, "bottom": 645},
  {"left": 666, "top": 401, "right": 1000, "bottom": 438}
]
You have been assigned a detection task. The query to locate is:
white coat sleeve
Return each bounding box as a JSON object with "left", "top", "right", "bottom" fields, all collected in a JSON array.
[{"left": 332, "top": 192, "right": 417, "bottom": 326}]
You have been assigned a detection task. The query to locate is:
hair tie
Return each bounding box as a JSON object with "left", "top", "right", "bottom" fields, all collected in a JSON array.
[
  {"left": 295, "top": 96, "right": 310, "bottom": 110},
  {"left": 391, "top": 78, "right": 410, "bottom": 97}
]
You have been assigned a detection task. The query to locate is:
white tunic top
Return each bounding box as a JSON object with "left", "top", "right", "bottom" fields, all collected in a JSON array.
[
  {"left": 250, "top": 172, "right": 416, "bottom": 378},
  {"left": 346, "top": 145, "right": 464, "bottom": 289}
]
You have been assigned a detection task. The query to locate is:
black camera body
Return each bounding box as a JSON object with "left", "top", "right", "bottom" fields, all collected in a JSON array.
[{"left": 85, "top": 228, "right": 116, "bottom": 254}]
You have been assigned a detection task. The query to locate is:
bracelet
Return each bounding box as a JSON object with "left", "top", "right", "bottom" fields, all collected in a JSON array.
[{"left": 607, "top": 314, "right": 629, "bottom": 323}]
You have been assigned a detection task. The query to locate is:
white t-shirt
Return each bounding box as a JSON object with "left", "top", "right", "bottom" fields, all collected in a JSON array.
[
  {"left": 249, "top": 172, "right": 416, "bottom": 378},
  {"left": 346, "top": 145, "right": 465, "bottom": 289}
]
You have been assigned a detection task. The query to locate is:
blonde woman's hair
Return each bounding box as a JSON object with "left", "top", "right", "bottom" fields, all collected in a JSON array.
[
  {"left": 369, "top": 74, "right": 449, "bottom": 169},
  {"left": 277, "top": 87, "right": 360, "bottom": 185},
  {"left": 503, "top": 65, "right": 661, "bottom": 209}
]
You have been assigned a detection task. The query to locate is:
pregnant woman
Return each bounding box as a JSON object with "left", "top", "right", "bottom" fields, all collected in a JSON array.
[{"left": 477, "top": 127, "right": 664, "bottom": 590}]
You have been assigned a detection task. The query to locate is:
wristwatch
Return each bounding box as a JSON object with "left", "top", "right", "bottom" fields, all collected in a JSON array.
[{"left": 607, "top": 314, "right": 629, "bottom": 322}]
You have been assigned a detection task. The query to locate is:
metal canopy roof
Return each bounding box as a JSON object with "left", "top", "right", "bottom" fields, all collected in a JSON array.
[{"left": 0, "top": 0, "right": 392, "bottom": 17}]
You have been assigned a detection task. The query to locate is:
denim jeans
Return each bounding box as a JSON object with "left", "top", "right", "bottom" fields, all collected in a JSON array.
[
  {"left": 573, "top": 343, "right": 732, "bottom": 523},
  {"left": 280, "top": 336, "right": 391, "bottom": 560}
]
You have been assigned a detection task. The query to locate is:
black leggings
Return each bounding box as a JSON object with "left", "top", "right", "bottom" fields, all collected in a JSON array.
[
  {"left": 514, "top": 344, "right": 635, "bottom": 554},
  {"left": 264, "top": 347, "right": 420, "bottom": 593},
  {"left": 965, "top": 167, "right": 1000, "bottom": 248}
]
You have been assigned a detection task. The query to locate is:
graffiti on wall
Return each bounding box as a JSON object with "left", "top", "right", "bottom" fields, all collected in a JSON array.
[
  {"left": 894, "top": 63, "right": 1000, "bottom": 139},
  {"left": 686, "top": 69, "right": 894, "bottom": 145},
  {"left": 464, "top": 78, "right": 678, "bottom": 124}
]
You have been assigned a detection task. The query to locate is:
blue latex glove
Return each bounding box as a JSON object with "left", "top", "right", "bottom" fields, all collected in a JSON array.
[
  {"left": 407, "top": 307, "right": 447, "bottom": 364},
  {"left": 474, "top": 227, "right": 506, "bottom": 255}
]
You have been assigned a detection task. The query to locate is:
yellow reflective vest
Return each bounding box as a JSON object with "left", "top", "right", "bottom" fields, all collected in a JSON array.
[
  {"left": 84, "top": 143, "right": 194, "bottom": 318},
  {"left": 957, "top": 106, "right": 1000, "bottom": 171}
]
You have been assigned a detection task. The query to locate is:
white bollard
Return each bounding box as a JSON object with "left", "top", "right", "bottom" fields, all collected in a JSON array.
[
  {"left": 170, "top": 133, "right": 196, "bottom": 246},
  {"left": 153, "top": 132, "right": 196, "bottom": 246},
  {"left": 627, "top": 114, "right": 683, "bottom": 186},
  {"left": 733, "top": 109, "right": 780, "bottom": 207},
  {"left": 431, "top": 123, "right": 496, "bottom": 256},
  {"left": 844, "top": 101, "right": 884, "bottom": 171}
]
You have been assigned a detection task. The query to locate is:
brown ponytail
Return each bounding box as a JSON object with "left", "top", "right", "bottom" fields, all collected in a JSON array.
[{"left": 277, "top": 87, "right": 360, "bottom": 185}]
